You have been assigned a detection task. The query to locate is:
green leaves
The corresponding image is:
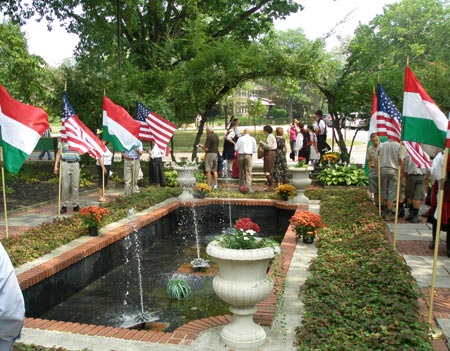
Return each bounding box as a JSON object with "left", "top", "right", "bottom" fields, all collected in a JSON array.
[
  {"left": 317, "top": 164, "right": 368, "bottom": 186},
  {"left": 297, "top": 188, "right": 432, "bottom": 350},
  {"left": 167, "top": 277, "right": 192, "bottom": 300}
]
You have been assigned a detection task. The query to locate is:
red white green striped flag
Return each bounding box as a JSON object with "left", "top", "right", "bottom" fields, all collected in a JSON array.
[
  {"left": 401, "top": 67, "right": 448, "bottom": 148},
  {"left": 0, "top": 85, "right": 49, "bottom": 173},
  {"left": 102, "top": 96, "right": 141, "bottom": 151}
]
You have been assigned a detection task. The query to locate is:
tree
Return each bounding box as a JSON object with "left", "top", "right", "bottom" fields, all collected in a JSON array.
[
  {"left": 1, "top": 0, "right": 307, "bottom": 159},
  {"left": 0, "top": 21, "right": 50, "bottom": 110}
]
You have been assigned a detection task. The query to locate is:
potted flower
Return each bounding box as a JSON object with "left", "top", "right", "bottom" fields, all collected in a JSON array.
[
  {"left": 206, "top": 217, "right": 279, "bottom": 348},
  {"left": 238, "top": 185, "right": 249, "bottom": 194},
  {"left": 192, "top": 182, "right": 211, "bottom": 199},
  {"left": 78, "top": 206, "right": 110, "bottom": 236},
  {"left": 319, "top": 151, "right": 341, "bottom": 167},
  {"left": 274, "top": 184, "right": 297, "bottom": 201},
  {"left": 295, "top": 157, "right": 308, "bottom": 168},
  {"left": 289, "top": 210, "right": 324, "bottom": 244}
]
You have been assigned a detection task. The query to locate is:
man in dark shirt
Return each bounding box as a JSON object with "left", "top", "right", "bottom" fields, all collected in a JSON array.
[{"left": 198, "top": 126, "right": 219, "bottom": 189}]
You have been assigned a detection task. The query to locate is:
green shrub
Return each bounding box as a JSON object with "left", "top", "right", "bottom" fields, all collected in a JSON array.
[
  {"left": 167, "top": 277, "right": 192, "bottom": 300},
  {"left": 297, "top": 188, "right": 432, "bottom": 350},
  {"left": 317, "top": 164, "right": 368, "bottom": 186}
]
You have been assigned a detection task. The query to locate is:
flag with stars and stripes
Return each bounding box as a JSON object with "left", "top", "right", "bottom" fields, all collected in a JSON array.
[
  {"left": 61, "top": 93, "right": 106, "bottom": 159},
  {"left": 135, "top": 101, "right": 176, "bottom": 153},
  {"left": 376, "top": 84, "right": 402, "bottom": 142}
]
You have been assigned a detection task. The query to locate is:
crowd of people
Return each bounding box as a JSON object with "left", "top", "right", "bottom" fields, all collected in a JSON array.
[
  {"left": 196, "top": 111, "right": 331, "bottom": 193},
  {"left": 365, "top": 133, "right": 450, "bottom": 256}
]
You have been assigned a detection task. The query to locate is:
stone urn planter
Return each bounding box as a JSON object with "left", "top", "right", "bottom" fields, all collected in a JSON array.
[
  {"left": 206, "top": 240, "right": 278, "bottom": 349},
  {"left": 173, "top": 164, "right": 197, "bottom": 200},
  {"left": 287, "top": 165, "right": 313, "bottom": 204}
]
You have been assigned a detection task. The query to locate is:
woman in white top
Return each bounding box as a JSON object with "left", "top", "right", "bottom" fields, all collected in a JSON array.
[
  {"left": 259, "top": 125, "right": 277, "bottom": 189},
  {"left": 149, "top": 144, "right": 166, "bottom": 187}
]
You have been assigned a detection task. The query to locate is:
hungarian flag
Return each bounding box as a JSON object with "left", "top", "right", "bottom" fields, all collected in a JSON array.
[
  {"left": 0, "top": 85, "right": 49, "bottom": 173},
  {"left": 367, "top": 88, "right": 378, "bottom": 136},
  {"left": 62, "top": 93, "right": 106, "bottom": 159},
  {"left": 102, "top": 96, "right": 140, "bottom": 152},
  {"left": 136, "top": 101, "right": 176, "bottom": 153},
  {"left": 401, "top": 67, "right": 448, "bottom": 148}
]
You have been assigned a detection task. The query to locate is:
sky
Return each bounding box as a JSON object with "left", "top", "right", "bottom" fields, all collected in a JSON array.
[{"left": 23, "top": 0, "right": 399, "bottom": 66}]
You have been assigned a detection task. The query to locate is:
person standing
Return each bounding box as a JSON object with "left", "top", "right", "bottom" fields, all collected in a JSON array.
[
  {"left": 307, "top": 125, "right": 320, "bottom": 166},
  {"left": 288, "top": 119, "right": 299, "bottom": 161},
  {"left": 198, "top": 126, "right": 219, "bottom": 189},
  {"left": 96, "top": 141, "right": 111, "bottom": 202},
  {"left": 366, "top": 133, "right": 380, "bottom": 206},
  {"left": 149, "top": 144, "right": 166, "bottom": 188},
  {"left": 259, "top": 125, "right": 277, "bottom": 190},
  {"left": 274, "top": 127, "right": 288, "bottom": 185},
  {"left": 379, "top": 139, "right": 405, "bottom": 221},
  {"left": 222, "top": 119, "right": 239, "bottom": 177},
  {"left": 314, "top": 110, "right": 331, "bottom": 156},
  {"left": 122, "top": 139, "right": 143, "bottom": 195},
  {"left": 404, "top": 154, "right": 428, "bottom": 223},
  {"left": 0, "top": 242, "right": 25, "bottom": 351},
  {"left": 235, "top": 128, "right": 257, "bottom": 193},
  {"left": 38, "top": 126, "right": 53, "bottom": 160},
  {"left": 54, "top": 141, "right": 82, "bottom": 213},
  {"left": 294, "top": 121, "right": 311, "bottom": 164}
]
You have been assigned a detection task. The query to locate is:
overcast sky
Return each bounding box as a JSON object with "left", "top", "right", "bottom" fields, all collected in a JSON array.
[{"left": 23, "top": 0, "right": 399, "bottom": 66}]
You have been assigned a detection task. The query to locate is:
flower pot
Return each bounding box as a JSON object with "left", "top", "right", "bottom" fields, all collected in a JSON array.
[
  {"left": 88, "top": 226, "right": 99, "bottom": 237},
  {"left": 280, "top": 194, "right": 289, "bottom": 201},
  {"left": 206, "top": 240, "right": 278, "bottom": 349},
  {"left": 302, "top": 235, "right": 315, "bottom": 244},
  {"left": 173, "top": 165, "right": 197, "bottom": 200},
  {"left": 287, "top": 165, "right": 313, "bottom": 204}
]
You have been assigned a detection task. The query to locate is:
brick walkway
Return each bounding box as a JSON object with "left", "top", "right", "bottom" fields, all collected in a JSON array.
[{"left": 386, "top": 214, "right": 450, "bottom": 351}]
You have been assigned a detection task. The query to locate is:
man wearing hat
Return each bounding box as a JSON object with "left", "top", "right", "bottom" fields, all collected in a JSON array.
[{"left": 314, "top": 110, "right": 331, "bottom": 156}]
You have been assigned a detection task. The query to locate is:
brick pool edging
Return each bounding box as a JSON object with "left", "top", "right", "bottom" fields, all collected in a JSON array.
[{"left": 20, "top": 198, "right": 306, "bottom": 346}]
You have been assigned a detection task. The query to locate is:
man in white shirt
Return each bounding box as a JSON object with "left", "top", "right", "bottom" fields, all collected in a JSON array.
[
  {"left": 0, "top": 242, "right": 25, "bottom": 351},
  {"left": 314, "top": 110, "right": 331, "bottom": 156},
  {"left": 235, "top": 128, "right": 257, "bottom": 193}
]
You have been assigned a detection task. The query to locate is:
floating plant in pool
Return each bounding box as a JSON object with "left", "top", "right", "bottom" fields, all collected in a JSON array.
[{"left": 167, "top": 277, "right": 192, "bottom": 300}]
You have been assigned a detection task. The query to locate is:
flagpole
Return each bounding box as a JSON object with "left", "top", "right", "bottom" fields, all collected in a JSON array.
[
  {"left": 132, "top": 158, "right": 135, "bottom": 194},
  {"left": 102, "top": 156, "right": 105, "bottom": 201},
  {"left": 58, "top": 155, "right": 62, "bottom": 217},
  {"left": 428, "top": 148, "right": 447, "bottom": 339},
  {"left": 392, "top": 142, "right": 403, "bottom": 248},
  {"left": 377, "top": 151, "right": 382, "bottom": 217},
  {"left": 0, "top": 148, "right": 9, "bottom": 239}
]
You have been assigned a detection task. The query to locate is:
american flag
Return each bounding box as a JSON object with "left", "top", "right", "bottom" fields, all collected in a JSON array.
[
  {"left": 376, "top": 84, "right": 431, "bottom": 169},
  {"left": 61, "top": 93, "right": 106, "bottom": 159},
  {"left": 135, "top": 101, "right": 153, "bottom": 142},
  {"left": 376, "top": 84, "right": 402, "bottom": 142},
  {"left": 135, "top": 101, "right": 177, "bottom": 153}
]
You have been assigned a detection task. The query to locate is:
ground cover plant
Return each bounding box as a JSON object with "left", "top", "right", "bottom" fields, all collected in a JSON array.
[
  {"left": 3, "top": 186, "right": 181, "bottom": 267},
  {"left": 297, "top": 188, "right": 432, "bottom": 350}
]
